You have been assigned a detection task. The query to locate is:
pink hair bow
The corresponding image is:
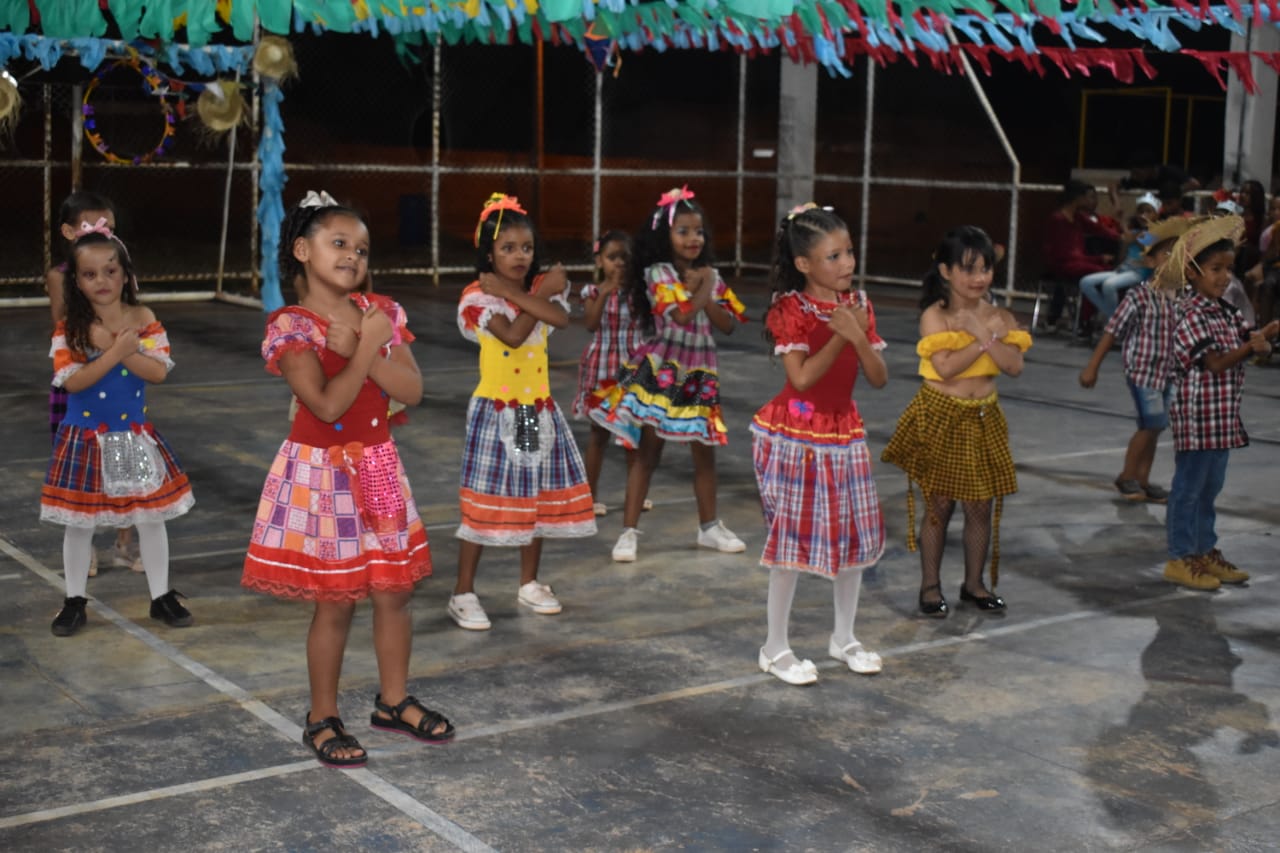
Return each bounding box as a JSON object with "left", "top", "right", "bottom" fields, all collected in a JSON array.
[
  {"left": 652, "top": 185, "right": 696, "bottom": 230},
  {"left": 77, "top": 217, "right": 115, "bottom": 240},
  {"left": 475, "top": 193, "right": 527, "bottom": 247}
]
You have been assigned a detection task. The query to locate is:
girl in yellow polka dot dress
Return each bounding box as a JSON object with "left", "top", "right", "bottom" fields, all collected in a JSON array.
[{"left": 41, "top": 222, "right": 195, "bottom": 637}]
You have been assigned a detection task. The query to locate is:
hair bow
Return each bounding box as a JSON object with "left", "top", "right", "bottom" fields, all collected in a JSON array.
[
  {"left": 77, "top": 217, "right": 116, "bottom": 240},
  {"left": 474, "top": 193, "right": 527, "bottom": 247},
  {"left": 299, "top": 189, "right": 339, "bottom": 209},
  {"left": 652, "top": 185, "right": 696, "bottom": 230}
]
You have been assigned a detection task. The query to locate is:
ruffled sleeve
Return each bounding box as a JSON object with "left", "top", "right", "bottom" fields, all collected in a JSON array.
[
  {"left": 916, "top": 330, "right": 975, "bottom": 358},
  {"left": 357, "top": 293, "right": 416, "bottom": 347},
  {"left": 49, "top": 322, "right": 86, "bottom": 388},
  {"left": 457, "top": 281, "right": 518, "bottom": 343},
  {"left": 1001, "top": 329, "right": 1033, "bottom": 352},
  {"left": 713, "top": 273, "right": 748, "bottom": 323},
  {"left": 767, "top": 293, "right": 811, "bottom": 355},
  {"left": 862, "top": 296, "right": 887, "bottom": 352},
  {"left": 262, "top": 307, "right": 324, "bottom": 376},
  {"left": 579, "top": 283, "right": 600, "bottom": 303},
  {"left": 647, "top": 264, "right": 690, "bottom": 317},
  {"left": 136, "top": 320, "right": 175, "bottom": 372}
]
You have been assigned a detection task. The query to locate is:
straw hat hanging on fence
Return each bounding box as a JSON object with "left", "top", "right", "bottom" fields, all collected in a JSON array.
[
  {"left": 0, "top": 70, "right": 22, "bottom": 141},
  {"left": 253, "top": 36, "right": 297, "bottom": 83},
  {"left": 195, "top": 79, "right": 246, "bottom": 135}
]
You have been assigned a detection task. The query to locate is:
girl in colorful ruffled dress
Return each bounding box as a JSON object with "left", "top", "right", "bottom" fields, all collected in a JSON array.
[
  {"left": 882, "top": 226, "right": 1032, "bottom": 617},
  {"left": 751, "top": 205, "right": 888, "bottom": 685},
  {"left": 41, "top": 222, "right": 195, "bottom": 637},
  {"left": 449, "top": 194, "right": 597, "bottom": 632},
  {"left": 573, "top": 230, "right": 649, "bottom": 517},
  {"left": 589, "top": 186, "right": 748, "bottom": 562},
  {"left": 243, "top": 191, "right": 449, "bottom": 770},
  {"left": 45, "top": 192, "right": 141, "bottom": 576}
]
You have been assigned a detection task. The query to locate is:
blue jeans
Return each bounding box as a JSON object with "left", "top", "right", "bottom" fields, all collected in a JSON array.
[
  {"left": 1080, "top": 269, "right": 1144, "bottom": 320},
  {"left": 1167, "top": 449, "right": 1229, "bottom": 558}
]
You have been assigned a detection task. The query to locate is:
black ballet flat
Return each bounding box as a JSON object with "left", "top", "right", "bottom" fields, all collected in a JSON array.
[
  {"left": 918, "top": 584, "right": 948, "bottom": 618},
  {"left": 959, "top": 585, "right": 1006, "bottom": 611}
]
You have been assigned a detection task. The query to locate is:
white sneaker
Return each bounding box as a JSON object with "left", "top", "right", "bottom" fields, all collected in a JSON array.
[
  {"left": 697, "top": 521, "right": 745, "bottom": 553},
  {"left": 828, "top": 636, "right": 882, "bottom": 675},
  {"left": 593, "top": 502, "right": 607, "bottom": 517},
  {"left": 447, "top": 593, "right": 491, "bottom": 630},
  {"left": 517, "top": 580, "right": 562, "bottom": 615},
  {"left": 612, "top": 528, "right": 638, "bottom": 562}
]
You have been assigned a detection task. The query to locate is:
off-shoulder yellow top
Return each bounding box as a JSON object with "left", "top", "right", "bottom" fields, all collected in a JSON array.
[{"left": 916, "top": 330, "right": 1033, "bottom": 380}]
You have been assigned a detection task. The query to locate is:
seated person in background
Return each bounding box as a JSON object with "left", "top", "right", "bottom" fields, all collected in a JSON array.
[
  {"left": 1041, "top": 179, "right": 1120, "bottom": 332},
  {"left": 1080, "top": 192, "right": 1161, "bottom": 322}
]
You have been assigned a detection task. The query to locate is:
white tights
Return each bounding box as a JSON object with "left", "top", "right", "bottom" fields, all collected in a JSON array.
[
  {"left": 62, "top": 521, "right": 170, "bottom": 600},
  {"left": 762, "top": 568, "right": 865, "bottom": 664}
]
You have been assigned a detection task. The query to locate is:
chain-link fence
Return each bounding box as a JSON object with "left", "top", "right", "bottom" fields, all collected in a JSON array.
[{"left": 2, "top": 36, "right": 1097, "bottom": 309}]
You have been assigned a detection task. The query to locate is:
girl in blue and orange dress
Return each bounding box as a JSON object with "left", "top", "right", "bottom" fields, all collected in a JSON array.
[
  {"left": 588, "top": 186, "right": 748, "bottom": 562},
  {"left": 45, "top": 192, "right": 141, "bottom": 575},
  {"left": 882, "top": 226, "right": 1032, "bottom": 617},
  {"left": 41, "top": 222, "right": 194, "bottom": 637},
  {"left": 573, "top": 229, "right": 646, "bottom": 517},
  {"left": 751, "top": 205, "right": 888, "bottom": 685},
  {"left": 449, "top": 194, "right": 597, "bottom": 632},
  {"left": 242, "top": 191, "right": 450, "bottom": 770}
]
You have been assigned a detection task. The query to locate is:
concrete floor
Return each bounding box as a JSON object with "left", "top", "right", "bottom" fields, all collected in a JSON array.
[{"left": 1, "top": 279, "right": 1278, "bottom": 852}]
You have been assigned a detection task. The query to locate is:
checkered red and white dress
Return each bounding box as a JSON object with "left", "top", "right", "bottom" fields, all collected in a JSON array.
[
  {"left": 572, "top": 283, "right": 643, "bottom": 419},
  {"left": 749, "top": 291, "right": 886, "bottom": 576},
  {"left": 241, "top": 295, "right": 432, "bottom": 602}
]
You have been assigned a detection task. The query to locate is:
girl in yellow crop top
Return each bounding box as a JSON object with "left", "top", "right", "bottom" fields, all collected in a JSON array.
[{"left": 882, "top": 226, "right": 1032, "bottom": 619}]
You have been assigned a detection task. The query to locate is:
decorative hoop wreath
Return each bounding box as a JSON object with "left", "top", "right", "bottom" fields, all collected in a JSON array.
[{"left": 82, "top": 53, "right": 177, "bottom": 165}]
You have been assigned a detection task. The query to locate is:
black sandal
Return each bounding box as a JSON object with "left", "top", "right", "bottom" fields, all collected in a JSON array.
[
  {"left": 370, "top": 693, "right": 455, "bottom": 744},
  {"left": 303, "top": 714, "right": 367, "bottom": 769}
]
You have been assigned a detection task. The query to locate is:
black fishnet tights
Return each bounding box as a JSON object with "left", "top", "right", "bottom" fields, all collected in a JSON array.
[{"left": 919, "top": 495, "right": 995, "bottom": 604}]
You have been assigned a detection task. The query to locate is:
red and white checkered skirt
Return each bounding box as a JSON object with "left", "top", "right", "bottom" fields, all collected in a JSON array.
[{"left": 752, "top": 430, "right": 885, "bottom": 576}]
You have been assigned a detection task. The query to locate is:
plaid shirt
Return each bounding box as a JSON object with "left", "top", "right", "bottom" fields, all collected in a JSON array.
[
  {"left": 1169, "top": 292, "right": 1251, "bottom": 451},
  {"left": 1103, "top": 283, "right": 1178, "bottom": 390}
]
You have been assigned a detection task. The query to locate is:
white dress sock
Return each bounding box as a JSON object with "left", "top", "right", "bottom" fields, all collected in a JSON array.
[
  {"left": 134, "top": 520, "right": 170, "bottom": 600},
  {"left": 62, "top": 525, "right": 95, "bottom": 598},
  {"left": 831, "top": 569, "right": 864, "bottom": 648},
  {"left": 761, "top": 568, "right": 800, "bottom": 662}
]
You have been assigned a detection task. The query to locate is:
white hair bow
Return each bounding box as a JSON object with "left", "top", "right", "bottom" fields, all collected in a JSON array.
[{"left": 300, "top": 190, "right": 338, "bottom": 209}]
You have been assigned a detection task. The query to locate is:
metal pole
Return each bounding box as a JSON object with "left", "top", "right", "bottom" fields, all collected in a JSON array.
[
  {"left": 215, "top": 71, "right": 243, "bottom": 299},
  {"left": 70, "top": 83, "right": 83, "bottom": 191},
  {"left": 735, "top": 53, "right": 746, "bottom": 277},
  {"left": 249, "top": 19, "right": 262, "bottom": 298},
  {"left": 858, "top": 57, "right": 874, "bottom": 288},
  {"left": 947, "top": 26, "right": 1022, "bottom": 299},
  {"left": 431, "top": 37, "right": 442, "bottom": 287},
  {"left": 591, "top": 68, "right": 602, "bottom": 246},
  {"left": 43, "top": 84, "right": 53, "bottom": 274}
]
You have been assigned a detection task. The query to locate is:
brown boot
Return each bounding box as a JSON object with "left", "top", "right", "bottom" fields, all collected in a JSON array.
[
  {"left": 1163, "top": 557, "right": 1221, "bottom": 591},
  {"left": 1201, "top": 549, "right": 1249, "bottom": 584}
]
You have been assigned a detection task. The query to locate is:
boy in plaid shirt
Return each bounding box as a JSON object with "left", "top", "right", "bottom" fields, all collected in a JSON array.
[
  {"left": 1161, "top": 216, "right": 1279, "bottom": 590},
  {"left": 1079, "top": 218, "right": 1193, "bottom": 502}
]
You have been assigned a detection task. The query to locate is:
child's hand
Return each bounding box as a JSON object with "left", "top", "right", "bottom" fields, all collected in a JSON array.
[
  {"left": 1260, "top": 319, "right": 1280, "bottom": 339},
  {"left": 684, "top": 266, "right": 711, "bottom": 294},
  {"left": 326, "top": 316, "right": 359, "bottom": 358},
  {"left": 479, "top": 272, "right": 520, "bottom": 301},
  {"left": 1248, "top": 329, "right": 1274, "bottom": 355},
  {"left": 1079, "top": 366, "right": 1098, "bottom": 388},
  {"left": 828, "top": 305, "right": 865, "bottom": 342},
  {"left": 360, "top": 304, "right": 393, "bottom": 349},
  {"left": 536, "top": 263, "right": 567, "bottom": 298},
  {"left": 89, "top": 323, "right": 116, "bottom": 352},
  {"left": 111, "top": 328, "right": 140, "bottom": 358}
]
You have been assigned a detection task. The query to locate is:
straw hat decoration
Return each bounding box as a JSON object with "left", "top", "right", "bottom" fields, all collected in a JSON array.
[
  {"left": 1152, "top": 214, "right": 1244, "bottom": 292},
  {"left": 0, "top": 69, "right": 22, "bottom": 140},
  {"left": 253, "top": 36, "right": 298, "bottom": 83},
  {"left": 195, "top": 79, "right": 246, "bottom": 135},
  {"left": 1138, "top": 215, "right": 1197, "bottom": 255}
]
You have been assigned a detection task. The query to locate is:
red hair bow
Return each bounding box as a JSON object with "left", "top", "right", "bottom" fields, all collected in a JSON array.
[
  {"left": 475, "top": 193, "right": 527, "bottom": 247},
  {"left": 652, "top": 185, "right": 696, "bottom": 230}
]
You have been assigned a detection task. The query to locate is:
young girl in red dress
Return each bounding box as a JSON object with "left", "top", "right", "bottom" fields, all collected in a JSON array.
[
  {"left": 751, "top": 205, "right": 888, "bottom": 685},
  {"left": 242, "top": 190, "right": 451, "bottom": 769}
]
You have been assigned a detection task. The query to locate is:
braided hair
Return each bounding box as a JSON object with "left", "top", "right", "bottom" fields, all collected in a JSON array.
[
  {"left": 920, "top": 226, "right": 996, "bottom": 311},
  {"left": 763, "top": 205, "right": 850, "bottom": 346},
  {"left": 63, "top": 231, "right": 139, "bottom": 356},
  {"left": 279, "top": 197, "right": 366, "bottom": 297},
  {"left": 475, "top": 205, "right": 543, "bottom": 292},
  {"left": 628, "top": 197, "right": 714, "bottom": 337}
]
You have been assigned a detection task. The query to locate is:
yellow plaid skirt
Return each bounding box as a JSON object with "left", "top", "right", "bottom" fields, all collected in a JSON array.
[{"left": 881, "top": 383, "right": 1017, "bottom": 582}]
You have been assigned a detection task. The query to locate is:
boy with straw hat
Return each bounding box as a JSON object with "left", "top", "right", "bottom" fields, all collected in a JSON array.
[{"left": 1159, "top": 215, "right": 1280, "bottom": 590}]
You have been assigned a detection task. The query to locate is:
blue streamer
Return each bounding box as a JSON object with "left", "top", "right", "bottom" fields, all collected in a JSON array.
[{"left": 257, "top": 84, "right": 288, "bottom": 313}]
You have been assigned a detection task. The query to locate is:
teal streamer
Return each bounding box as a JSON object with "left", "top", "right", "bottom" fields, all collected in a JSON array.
[{"left": 256, "top": 83, "right": 287, "bottom": 313}]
